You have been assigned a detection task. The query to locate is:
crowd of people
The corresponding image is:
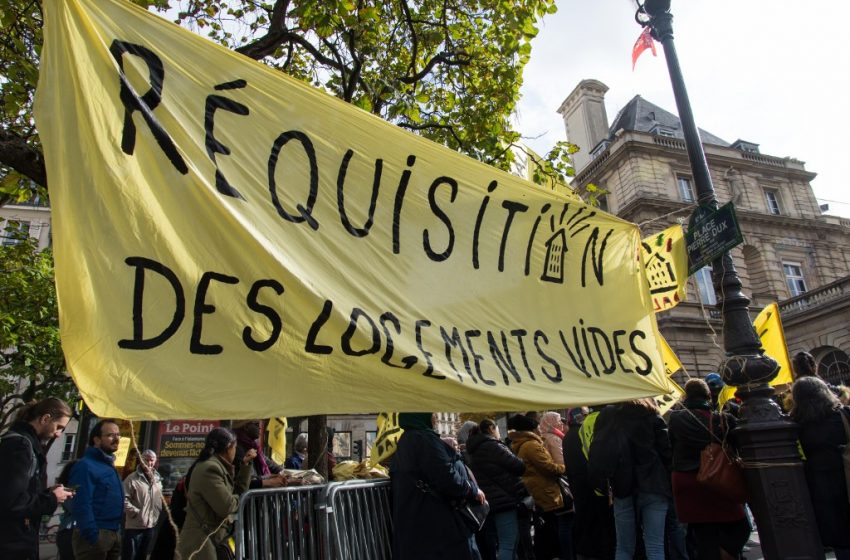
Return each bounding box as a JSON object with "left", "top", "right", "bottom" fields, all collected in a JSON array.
[
  {"left": 0, "top": 349, "right": 848, "bottom": 560},
  {"left": 389, "top": 351, "right": 850, "bottom": 560},
  {"left": 0, "top": 408, "right": 291, "bottom": 560}
]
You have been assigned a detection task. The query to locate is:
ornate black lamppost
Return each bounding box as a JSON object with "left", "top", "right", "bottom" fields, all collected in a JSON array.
[{"left": 635, "top": 1, "right": 823, "bottom": 557}]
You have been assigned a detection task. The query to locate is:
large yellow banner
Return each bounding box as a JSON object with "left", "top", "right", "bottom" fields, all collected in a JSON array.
[{"left": 34, "top": 0, "right": 675, "bottom": 419}]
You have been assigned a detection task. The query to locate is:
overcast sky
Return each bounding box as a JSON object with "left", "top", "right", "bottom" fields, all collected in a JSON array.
[{"left": 516, "top": 0, "right": 850, "bottom": 218}]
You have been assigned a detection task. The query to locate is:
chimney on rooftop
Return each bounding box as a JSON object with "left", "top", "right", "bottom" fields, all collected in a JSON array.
[{"left": 557, "top": 79, "right": 609, "bottom": 171}]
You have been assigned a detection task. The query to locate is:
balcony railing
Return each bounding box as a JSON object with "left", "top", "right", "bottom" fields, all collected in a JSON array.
[
  {"left": 779, "top": 276, "right": 850, "bottom": 317},
  {"left": 652, "top": 136, "right": 686, "bottom": 151},
  {"left": 740, "top": 151, "right": 790, "bottom": 168}
]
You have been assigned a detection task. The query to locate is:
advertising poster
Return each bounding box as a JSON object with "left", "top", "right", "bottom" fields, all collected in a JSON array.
[{"left": 155, "top": 420, "right": 219, "bottom": 494}]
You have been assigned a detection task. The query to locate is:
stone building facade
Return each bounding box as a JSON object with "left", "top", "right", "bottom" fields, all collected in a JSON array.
[
  {"left": 559, "top": 79, "right": 850, "bottom": 385},
  {"left": 0, "top": 195, "right": 51, "bottom": 249}
]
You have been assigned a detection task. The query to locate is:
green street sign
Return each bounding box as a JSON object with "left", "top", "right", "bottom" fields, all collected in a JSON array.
[{"left": 685, "top": 202, "right": 744, "bottom": 275}]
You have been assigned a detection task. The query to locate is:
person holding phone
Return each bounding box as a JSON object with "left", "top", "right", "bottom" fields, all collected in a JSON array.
[{"left": 0, "top": 398, "right": 74, "bottom": 560}]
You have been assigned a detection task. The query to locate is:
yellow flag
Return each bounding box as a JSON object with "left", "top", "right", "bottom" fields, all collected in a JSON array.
[
  {"left": 754, "top": 303, "right": 792, "bottom": 386},
  {"left": 266, "top": 417, "right": 287, "bottom": 465},
  {"left": 113, "top": 419, "right": 142, "bottom": 468},
  {"left": 718, "top": 302, "right": 790, "bottom": 408},
  {"left": 660, "top": 334, "right": 683, "bottom": 377},
  {"left": 642, "top": 225, "right": 688, "bottom": 313},
  {"left": 656, "top": 334, "right": 684, "bottom": 414},
  {"left": 370, "top": 413, "right": 403, "bottom": 467},
  {"left": 35, "top": 0, "right": 674, "bottom": 419},
  {"left": 657, "top": 381, "right": 684, "bottom": 416}
]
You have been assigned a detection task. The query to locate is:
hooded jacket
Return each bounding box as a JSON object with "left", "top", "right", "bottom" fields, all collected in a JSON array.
[
  {"left": 465, "top": 431, "right": 525, "bottom": 513},
  {"left": 0, "top": 422, "right": 58, "bottom": 557},
  {"left": 510, "top": 430, "right": 565, "bottom": 512}
]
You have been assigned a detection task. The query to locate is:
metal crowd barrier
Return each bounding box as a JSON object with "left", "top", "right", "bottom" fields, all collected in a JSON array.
[
  {"left": 234, "top": 479, "right": 392, "bottom": 560},
  {"left": 326, "top": 480, "right": 392, "bottom": 560}
]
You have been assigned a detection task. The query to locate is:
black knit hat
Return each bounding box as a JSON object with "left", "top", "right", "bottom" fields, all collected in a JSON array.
[{"left": 507, "top": 414, "right": 538, "bottom": 431}]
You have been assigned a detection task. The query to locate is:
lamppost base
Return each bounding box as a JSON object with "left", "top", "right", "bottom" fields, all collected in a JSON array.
[{"left": 735, "top": 386, "right": 825, "bottom": 560}]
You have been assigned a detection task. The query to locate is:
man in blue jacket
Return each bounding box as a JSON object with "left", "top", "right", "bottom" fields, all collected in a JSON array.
[{"left": 68, "top": 420, "right": 124, "bottom": 560}]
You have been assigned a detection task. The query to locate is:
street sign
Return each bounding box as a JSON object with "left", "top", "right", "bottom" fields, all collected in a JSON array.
[{"left": 685, "top": 202, "right": 744, "bottom": 274}]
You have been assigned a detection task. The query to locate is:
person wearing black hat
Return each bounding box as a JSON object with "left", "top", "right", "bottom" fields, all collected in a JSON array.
[{"left": 391, "top": 413, "right": 485, "bottom": 560}]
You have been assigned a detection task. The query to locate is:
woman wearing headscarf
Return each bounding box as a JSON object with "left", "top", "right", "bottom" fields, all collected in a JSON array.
[
  {"left": 176, "top": 427, "right": 253, "bottom": 560},
  {"left": 391, "top": 412, "right": 485, "bottom": 560},
  {"left": 668, "top": 379, "right": 749, "bottom": 560},
  {"left": 538, "top": 412, "right": 565, "bottom": 466},
  {"left": 510, "top": 414, "right": 571, "bottom": 560},
  {"left": 790, "top": 377, "right": 850, "bottom": 560},
  {"left": 466, "top": 418, "right": 526, "bottom": 560}
]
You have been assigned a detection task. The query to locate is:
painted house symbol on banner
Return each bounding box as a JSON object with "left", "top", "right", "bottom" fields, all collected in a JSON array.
[
  {"left": 539, "top": 204, "right": 598, "bottom": 284},
  {"left": 642, "top": 237, "right": 680, "bottom": 310},
  {"left": 542, "top": 229, "right": 568, "bottom": 283}
]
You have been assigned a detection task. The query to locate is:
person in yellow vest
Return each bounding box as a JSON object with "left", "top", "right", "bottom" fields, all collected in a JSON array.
[{"left": 572, "top": 407, "right": 616, "bottom": 560}]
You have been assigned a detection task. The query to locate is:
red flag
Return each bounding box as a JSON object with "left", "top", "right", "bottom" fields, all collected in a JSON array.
[{"left": 632, "top": 26, "right": 657, "bottom": 70}]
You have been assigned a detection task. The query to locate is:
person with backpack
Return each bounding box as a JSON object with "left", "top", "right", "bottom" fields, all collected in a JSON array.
[
  {"left": 148, "top": 474, "right": 189, "bottom": 560},
  {"left": 589, "top": 399, "right": 671, "bottom": 560},
  {"left": 0, "top": 398, "right": 75, "bottom": 560},
  {"left": 564, "top": 407, "right": 615, "bottom": 560}
]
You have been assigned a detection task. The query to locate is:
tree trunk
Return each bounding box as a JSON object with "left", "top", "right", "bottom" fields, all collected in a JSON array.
[{"left": 306, "top": 414, "right": 328, "bottom": 480}]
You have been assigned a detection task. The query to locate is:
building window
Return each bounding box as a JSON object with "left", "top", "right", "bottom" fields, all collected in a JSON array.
[
  {"left": 652, "top": 126, "right": 676, "bottom": 138},
  {"left": 764, "top": 189, "right": 782, "bottom": 215},
  {"left": 61, "top": 433, "right": 76, "bottom": 462},
  {"left": 782, "top": 262, "right": 807, "bottom": 297},
  {"left": 695, "top": 266, "right": 716, "bottom": 305},
  {"left": 596, "top": 194, "right": 609, "bottom": 213},
  {"left": 1, "top": 220, "right": 31, "bottom": 246},
  {"left": 818, "top": 349, "right": 850, "bottom": 385},
  {"left": 677, "top": 177, "right": 696, "bottom": 203},
  {"left": 590, "top": 140, "right": 610, "bottom": 160}
]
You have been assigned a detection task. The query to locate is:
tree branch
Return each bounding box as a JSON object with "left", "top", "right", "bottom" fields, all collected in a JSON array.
[
  {"left": 343, "top": 29, "right": 362, "bottom": 102},
  {"left": 234, "top": 0, "right": 349, "bottom": 80},
  {"left": 0, "top": 128, "right": 47, "bottom": 189},
  {"left": 399, "top": 0, "right": 419, "bottom": 85},
  {"left": 400, "top": 51, "right": 470, "bottom": 84},
  {"left": 397, "top": 121, "right": 466, "bottom": 149}
]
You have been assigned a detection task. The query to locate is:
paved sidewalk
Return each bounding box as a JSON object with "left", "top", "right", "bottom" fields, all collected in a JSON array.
[
  {"left": 44, "top": 531, "right": 836, "bottom": 559},
  {"left": 744, "top": 530, "right": 835, "bottom": 560},
  {"left": 40, "top": 542, "right": 58, "bottom": 559}
]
